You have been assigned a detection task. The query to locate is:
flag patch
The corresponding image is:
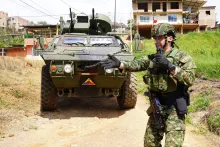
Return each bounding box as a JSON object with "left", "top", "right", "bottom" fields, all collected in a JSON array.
[{"left": 82, "top": 78, "right": 95, "bottom": 85}]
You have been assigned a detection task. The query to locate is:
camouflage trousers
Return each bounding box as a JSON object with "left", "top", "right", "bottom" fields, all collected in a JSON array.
[{"left": 144, "top": 106, "right": 185, "bottom": 147}]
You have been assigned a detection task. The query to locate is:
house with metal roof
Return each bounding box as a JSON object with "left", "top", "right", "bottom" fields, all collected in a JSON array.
[{"left": 132, "top": 0, "right": 211, "bottom": 38}]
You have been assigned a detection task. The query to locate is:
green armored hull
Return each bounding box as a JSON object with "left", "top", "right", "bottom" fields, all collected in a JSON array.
[{"left": 38, "top": 9, "right": 137, "bottom": 111}]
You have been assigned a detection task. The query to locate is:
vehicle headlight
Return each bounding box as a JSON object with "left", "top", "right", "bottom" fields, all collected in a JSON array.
[
  {"left": 105, "top": 68, "right": 114, "bottom": 74},
  {"left": 64, "top": 64, "right": 73, "bottom": 73}
]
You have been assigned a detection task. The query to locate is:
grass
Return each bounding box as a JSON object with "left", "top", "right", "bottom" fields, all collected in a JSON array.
[
  {"left": 185, "top": 115, "right": 192, "bottom": 124},
  {"left": 11, "top": 89, "right": 25, "bottom": 98},
  {"left": 207, "top": 109, "right": 220, "bottom": 135},
  {"left": 0, "top": 56, "right": 44, "bottom": 71},
  {"left": 0, "top": 99, "right": 9, "bottom": 108},
  {"left": 0, "top": 78, "right": 11, "bottom": 87},
  {"left": 188, "top": 95, "right": 211, "bottom": 113},
  {"left": 136, "top": 72, "right": 146, "bottom": 94},
  {"left": 176, "top": 31, "right": 220, "bottom": 79}
]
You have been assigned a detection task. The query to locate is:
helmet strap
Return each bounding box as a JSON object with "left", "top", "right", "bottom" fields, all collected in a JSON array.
[
  {"left": 173, "top": 42, "right": 179, "bottom": 49},
  {"left": 162, "top": 35, "right": 168, "bottom": 49},
  {"left": 156, "top": 37, "right": 164, "bottom": 54}
]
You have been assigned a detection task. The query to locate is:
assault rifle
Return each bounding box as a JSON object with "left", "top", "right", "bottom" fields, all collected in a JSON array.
[
  {"left": 145, "top": 38, "right": 165, "bottom": 130},
  {"left": 145, "top": 92, "right": 164, "bottom": 130}
]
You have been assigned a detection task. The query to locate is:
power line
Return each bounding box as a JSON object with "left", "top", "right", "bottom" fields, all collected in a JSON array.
[
  {"left": 59, "top": 0, "right": 87, "bottom": 16},
  {"left": 29, "top": 0, "right": 56, "bottom": 16},
  {"left": 17, "top": 14, "right": 69, "bottom": 17},
  {"left": 106, "top": 12, "right": 131, "bottom": 15},
  {"left": 8, "top": 0, "right": 42, "bottom": 15},
  {"left": 17, "top": 0, "right": 59, "bottom": 20}
]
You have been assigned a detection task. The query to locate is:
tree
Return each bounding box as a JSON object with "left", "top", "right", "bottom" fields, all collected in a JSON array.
[
  {"left": 127, "top": 19, "right": 135, "bottom": 30},
  {"left": 0, "top": 28, "right": 24, "bottom": 47},
  {"left": 127, "top": 19, "right": 133, "bottom": 26},
  {"left": 37, "top": 21, "right": 48, "bottom": 25},
  {"left": 30, "top": 21, "right": 34, "bottom": 25}
]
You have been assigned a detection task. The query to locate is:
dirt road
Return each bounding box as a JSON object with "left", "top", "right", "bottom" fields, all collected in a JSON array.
[{"left": 0, "top": 94, "right": 217, "bottom": 147}]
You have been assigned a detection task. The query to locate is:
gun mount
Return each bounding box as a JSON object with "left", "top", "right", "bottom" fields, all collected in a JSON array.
[{"left": 60, "top": 8, "right": 112, "bottom": 35}]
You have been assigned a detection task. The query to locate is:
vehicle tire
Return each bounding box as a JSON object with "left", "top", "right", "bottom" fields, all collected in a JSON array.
[
  {"left": 117, "top": 72, "right": 137, "bottom": 109},
  {"left": 41, "top": 65, "right": 57, "bottom": 111}
]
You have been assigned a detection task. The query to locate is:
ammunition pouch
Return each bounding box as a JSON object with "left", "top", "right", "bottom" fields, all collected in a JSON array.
[
  {"left": 175, "top": 97, "right": 188, "bottom": 115},
  {"left": 146, "top": 106, "right": 153, "bottom": 116},
  {"left": 184, "top": 91, "right": 190, "bottom": 106},
  {"left": 143, "top": 73, "right": 177, "bottom": 93}
]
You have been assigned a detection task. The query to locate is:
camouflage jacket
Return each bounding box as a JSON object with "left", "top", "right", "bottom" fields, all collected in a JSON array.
[
  {"left": 134, "top": 33, "right": 140, "bottom": 40},
  {"left": 122, "top": 49, "right": 196, "bottom": 92}
]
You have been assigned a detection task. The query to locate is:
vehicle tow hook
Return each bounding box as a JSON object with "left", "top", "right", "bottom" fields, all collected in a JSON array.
[
  {"left": 113, "top": 89, "right": 119, "bottom": 97},
  {"left": 57, "top": 89, "right": 64, "bottom": 97}
]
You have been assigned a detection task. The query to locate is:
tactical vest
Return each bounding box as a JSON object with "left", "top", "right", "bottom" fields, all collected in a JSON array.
[{"left": 143, "top": 49, "right": 180, "bottom": 93}]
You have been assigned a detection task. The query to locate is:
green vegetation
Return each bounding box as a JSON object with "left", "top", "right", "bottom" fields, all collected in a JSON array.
[
  {"left": 0, "top": 99, "right": 9, "bottom": 108},
  {"left": 10, "top": 36, "right": 24, "bottom": 45},
  {"left": 12, "top": 89, "right": 25, "bottom": 98},
  {"left": 0, "top": 29, "right": 24, "bottom": 47},
  {"left": 136, "top": 71, "right": 146, "bottom": 94},
  {"left": 188, "top": 95, "right": 211, "bottom": 113},
  {"left": 208, "top": 109, "right": 220, "bottom": 135},
  {"left": 185, "top": 115, "right": 192, "bottom": 124},
  {"left": 177, "top": 31, "right": 220, "bottom": 78}
]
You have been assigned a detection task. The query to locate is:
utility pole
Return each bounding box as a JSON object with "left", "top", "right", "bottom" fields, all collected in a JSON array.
[
  {"left": 130, "top": 12, "right": 133, "bottom": 52},
  {"left": 114, "top": 0, "right": 116, "bottom": 32}
]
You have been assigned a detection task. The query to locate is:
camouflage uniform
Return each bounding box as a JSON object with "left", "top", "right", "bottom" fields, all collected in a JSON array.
[
  {"left": 134, "top": 31, "right": 141, "bottom": 52},
  {"left": 122, "top": 23, "right": 196, "bottom": 147}
]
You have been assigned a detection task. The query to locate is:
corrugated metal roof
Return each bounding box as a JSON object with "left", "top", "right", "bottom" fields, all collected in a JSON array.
[{"left": 183, "top": 0, "right": 206, "bottom": 13}]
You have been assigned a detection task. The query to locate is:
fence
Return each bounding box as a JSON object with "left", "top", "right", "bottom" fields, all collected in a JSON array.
[{"left": 0, "top": 48, "right": 5, "bottom": 56}]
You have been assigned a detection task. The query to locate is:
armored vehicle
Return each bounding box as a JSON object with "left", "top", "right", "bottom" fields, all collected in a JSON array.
[{"left": 38, "top": 9, "right": 137, "bottom": 111}]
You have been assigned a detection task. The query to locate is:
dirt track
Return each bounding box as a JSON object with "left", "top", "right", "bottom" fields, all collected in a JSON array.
[{"left": 0, "top": 94, "right": 217, "bottom": 147}]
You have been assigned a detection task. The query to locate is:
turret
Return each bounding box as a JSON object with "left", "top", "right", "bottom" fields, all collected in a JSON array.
[{"left": 60, "top": 8, "right": 112, "bottom": 35}]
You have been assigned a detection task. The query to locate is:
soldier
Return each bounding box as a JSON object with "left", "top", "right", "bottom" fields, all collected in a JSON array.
[
  {"left": 134, "top": 29, "right": 141, "bottom": 52},
  {"left": 98, "top": 23, "right": 196, "bottom": 147}
]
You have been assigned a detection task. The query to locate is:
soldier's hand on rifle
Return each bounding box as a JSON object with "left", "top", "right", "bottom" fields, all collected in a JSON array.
[
  {"left": 100, "top": 54, "right": 121, "bottom": 69},
  {"left": 155, "top": 54, "right": 175, "bottom": 71}
]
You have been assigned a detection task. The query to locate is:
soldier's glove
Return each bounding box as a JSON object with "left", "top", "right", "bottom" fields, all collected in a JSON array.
[
  {"left": 100, "top": 54, "right": 121, "bottom": 69},
  {"left": 155, "top": 54, "right": 175, "bottom": 71}
]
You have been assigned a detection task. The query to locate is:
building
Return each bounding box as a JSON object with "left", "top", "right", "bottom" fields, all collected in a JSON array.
[
  {"left": 8, "top": 16, "right": 31, "bottom": 32},
  {"left": 23, "top": 25, "right": 58, "bottom": 38},
  {"left": 0, "top": 11, "right": 8, "bottom": 30},
  {"left": 132, "top": 0, "right": 206, "bottom": 38},
  {"left": 199, "top": 6, "right": 216, "bottom": 30},
  {"left": 0, "top": 38, "right": 53, "bottom": 59}
]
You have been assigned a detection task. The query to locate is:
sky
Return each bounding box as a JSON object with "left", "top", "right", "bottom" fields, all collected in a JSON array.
[
  {"left": 0, "top": 0, "right": 132, "bottom": 25},
  {"left": 0, "top": 0, "right": 219, "bottom": 25}
]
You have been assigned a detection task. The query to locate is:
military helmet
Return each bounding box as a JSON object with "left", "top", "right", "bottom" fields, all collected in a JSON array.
[{"left": 151, "top": 23, "right": 176, "bottom": 40}]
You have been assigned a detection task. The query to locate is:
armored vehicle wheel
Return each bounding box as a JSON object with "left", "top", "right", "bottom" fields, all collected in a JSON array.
[
  {"left": 41, "top": 65, "right": 57, "bottom": 111},
  {"left": 117, "top": 72, "right": 137, "bottom": 109}
]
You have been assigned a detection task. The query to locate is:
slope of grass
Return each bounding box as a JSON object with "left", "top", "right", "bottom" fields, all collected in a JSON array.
[
  {"left": 188, "top": 95, "right": 211, "bottom": 113},
  {"left": 176, "top": 31, "right": 220, "bottom": 78}
]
